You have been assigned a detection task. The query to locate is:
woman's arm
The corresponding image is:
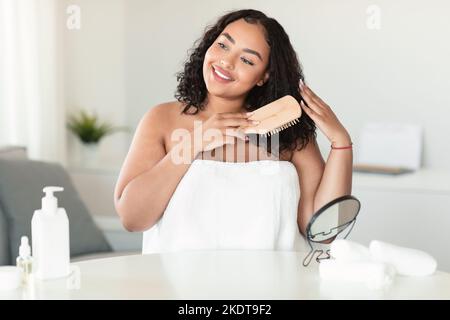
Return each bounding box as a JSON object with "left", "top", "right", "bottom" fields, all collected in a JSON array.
[
  {"left": 114, "top": 104, "right": 198, "bottom": 232},
  {"left": 114, "top": 105, "right": 252, "bottom": 232},
  {"left": 291, "top": 138, "right": 325, "bottom": 237},
  {"left": 313, "top": 134, "right": 353, "bottom": 211},
  {"left": 292, "top": 135, "right": 353, "bottom": 237},
  {"left": 293, "top": 80, "right": 353, "bottom": 236}
]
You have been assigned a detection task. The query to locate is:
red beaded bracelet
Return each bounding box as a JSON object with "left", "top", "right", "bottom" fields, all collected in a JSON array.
[{"left": 331, "top": 142, "right": 353, "bottom": 150}]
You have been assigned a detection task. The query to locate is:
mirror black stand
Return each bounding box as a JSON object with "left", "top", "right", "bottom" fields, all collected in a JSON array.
[
  {"left": 302, "top": 245, "right": 331, "bottom": 267},
  {"left": 302, "top": 218, "right": 357, "bottom": 267}
]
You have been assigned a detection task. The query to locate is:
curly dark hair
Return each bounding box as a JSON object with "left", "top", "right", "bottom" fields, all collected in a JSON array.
[{"left": 174, "top": 9, "right": 317, "bottom": 157}]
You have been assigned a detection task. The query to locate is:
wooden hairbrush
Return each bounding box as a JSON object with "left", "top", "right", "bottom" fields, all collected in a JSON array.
[{"left": 243, "top": 95, "right": 302, "bottom": 137}]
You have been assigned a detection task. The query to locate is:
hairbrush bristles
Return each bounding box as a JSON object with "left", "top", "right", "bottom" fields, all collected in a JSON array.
[
  {"left": 265, "top": 118, "right": 300, "bottom": 137},
  {"left": 243, "top": 96, "right": 302, "bottom": 137}
]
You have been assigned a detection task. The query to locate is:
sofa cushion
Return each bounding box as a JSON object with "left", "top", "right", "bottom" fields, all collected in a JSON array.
[
  {"left": 0, "top": 158, "right": 112, "bottom": 264},
  {"left": 0, "top": 146, "right": 27, "bottom": 160},
  {"left": 0, "top": 146, "right": 27, "bottom": 265},
  {"left": 0, "top": 206, "right": 10, "bottom": 265}
]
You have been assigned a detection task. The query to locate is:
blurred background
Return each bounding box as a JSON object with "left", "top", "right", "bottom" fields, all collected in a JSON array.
[{"left": 1, "top": 0, "right": 449, "bottom": 270}]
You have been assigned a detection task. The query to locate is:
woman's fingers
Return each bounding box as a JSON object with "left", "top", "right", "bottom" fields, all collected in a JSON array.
[
  {"left": 218, "top": 111, "right": 251, "bottom": 119},
  {"left": 300, "top": 100, "right": 317, "bottom": 120},
  {"left": 221, "top": 117, "right": 259, "bottom": 128},
  {"left": 303, "top": 85, "right": 327, "bottom": 107},
  {"left": 300, "top": 93, "right": 322, "bottom": 115},
  {"left": 301, "top": 83, "right": 329, "bottom": 110},
  {"left": 200, "top": 112, "right": 255, "bottom": 152}
]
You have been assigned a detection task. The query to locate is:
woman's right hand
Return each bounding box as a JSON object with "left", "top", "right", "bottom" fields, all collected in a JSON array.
[{"left": 192, "top": 111, "right": 259, "bottom": 153}]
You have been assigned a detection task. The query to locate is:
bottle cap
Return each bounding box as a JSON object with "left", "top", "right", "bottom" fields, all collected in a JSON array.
[
  {"left": 19, "top": 236, "right": 31, "bottom": 258},
  {"left": 0, "top": 266, "right": 22, "bottom": 291},
  {"left": 41, "top": 186, "right": 64, "bottom": 214}
]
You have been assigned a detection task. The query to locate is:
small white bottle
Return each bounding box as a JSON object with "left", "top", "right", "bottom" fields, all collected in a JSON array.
[
  {"left": 31, "top": 186, "right": 70, "bottom": 280},
  {"left": 16, "top": 236, "right": 33, "bottom": 284}
]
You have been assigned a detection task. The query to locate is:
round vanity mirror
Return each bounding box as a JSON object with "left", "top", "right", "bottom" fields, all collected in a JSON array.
[{"left": 303, "top": 195, "right": 361, "bottom": 267}]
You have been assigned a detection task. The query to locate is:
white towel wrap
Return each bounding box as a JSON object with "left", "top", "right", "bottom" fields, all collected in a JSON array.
[{"left": 142, "top": 159, "right": 309, "bottom": 253}]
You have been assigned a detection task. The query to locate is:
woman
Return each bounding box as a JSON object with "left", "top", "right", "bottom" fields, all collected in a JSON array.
[{"left": 114, "top": 9, "right": 353, "bottom": 254}]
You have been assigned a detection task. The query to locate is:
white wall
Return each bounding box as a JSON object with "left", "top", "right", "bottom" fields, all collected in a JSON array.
[
  {"left": 63, "top": 0, "right": 128, "bottom": 168},
  {"left": 63, "top": 0, "right": 450, "bottom": 169}
]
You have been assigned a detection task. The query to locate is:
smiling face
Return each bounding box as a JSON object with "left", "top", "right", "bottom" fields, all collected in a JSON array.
[{"left": 202, "top": 18, "right": 271, "bottom": 99}]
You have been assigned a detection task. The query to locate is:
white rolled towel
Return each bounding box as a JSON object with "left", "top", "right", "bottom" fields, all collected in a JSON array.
[
  {"left": 319, "top": 259, "right": 396, "bottom": 290},
  {"left": 330, "top": 239, "right": 371, "bottom": 262},
  {"left": 369, "top": 240, "right": 437, "bottom": 276}
]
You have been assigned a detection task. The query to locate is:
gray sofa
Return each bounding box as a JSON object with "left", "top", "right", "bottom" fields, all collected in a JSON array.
[{"left": 0, "top": 146, "right": 113, "bottom": 265}]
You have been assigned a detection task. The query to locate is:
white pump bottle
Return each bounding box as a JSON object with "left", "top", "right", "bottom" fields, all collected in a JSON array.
[{"left": 31, "top": 186, "right": 70, "bottom": 280}]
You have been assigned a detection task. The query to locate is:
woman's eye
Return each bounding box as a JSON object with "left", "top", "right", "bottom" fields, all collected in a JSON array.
[
  {"left": 241, "top": 58, "right": 254, "bottom": 66},
  {"left": 218, "top": 42, "right": 254, "bottom": 66}
]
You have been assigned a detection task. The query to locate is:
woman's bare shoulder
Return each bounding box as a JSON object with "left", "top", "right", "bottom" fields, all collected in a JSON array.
[
  {"left": 140, "top": 101, "right": 184, "bottom": 129},
  {"left": 145, "top": 100, "right": 181, "bottom": 118},
  {"left": 142, "top": 101, "right": 191, "bottom": 151}
]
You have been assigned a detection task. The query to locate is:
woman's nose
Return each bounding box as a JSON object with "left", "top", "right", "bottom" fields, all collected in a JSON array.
[{"left": 220, "top": 59, "right": 233, "bottom": 70}]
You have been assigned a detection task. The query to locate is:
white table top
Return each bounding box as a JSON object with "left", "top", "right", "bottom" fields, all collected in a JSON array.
[{"left": 2, "top": 251, "right": 450, "bottom": 300}]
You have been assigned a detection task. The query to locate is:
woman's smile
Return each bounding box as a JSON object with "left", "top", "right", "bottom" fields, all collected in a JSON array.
[{"left": 211, "top": 65, "right": 235, "bottom": 83}]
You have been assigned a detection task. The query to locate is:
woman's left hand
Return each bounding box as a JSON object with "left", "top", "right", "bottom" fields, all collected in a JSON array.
[{"left": 299, "top": 80, "right": 351, "bottom": 146}]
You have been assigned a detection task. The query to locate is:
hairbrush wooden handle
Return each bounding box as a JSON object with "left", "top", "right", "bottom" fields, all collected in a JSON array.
[{"left": 243, "top": 95, "right": 301, "bottom": 135}]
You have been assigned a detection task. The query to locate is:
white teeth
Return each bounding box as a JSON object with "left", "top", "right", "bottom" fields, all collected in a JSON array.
[{"left": 213, "top": 67, "right": 232, "bottom": 80}]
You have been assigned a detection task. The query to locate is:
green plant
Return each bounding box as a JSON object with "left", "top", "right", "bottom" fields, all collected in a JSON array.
[{"left": 67, "top": 110, "right": 129, "bottom": 144}]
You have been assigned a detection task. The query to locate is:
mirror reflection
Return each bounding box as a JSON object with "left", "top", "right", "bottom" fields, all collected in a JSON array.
[{"left": 303, "top": 195, "right": 361, "bottom": 267}]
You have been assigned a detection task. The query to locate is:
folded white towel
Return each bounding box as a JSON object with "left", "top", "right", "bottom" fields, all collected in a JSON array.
[
  {"left": 319, "top": 259, "right": 396, "bottom": 290},
  {"left": 330, "top": 239, "right": 371, "bottom": 262},
  {"left": 369, "top": 240, "right": 437, "bottom": 276},
  {"left": 319, "top": 239, "right": 436, "bottom": 291}
]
